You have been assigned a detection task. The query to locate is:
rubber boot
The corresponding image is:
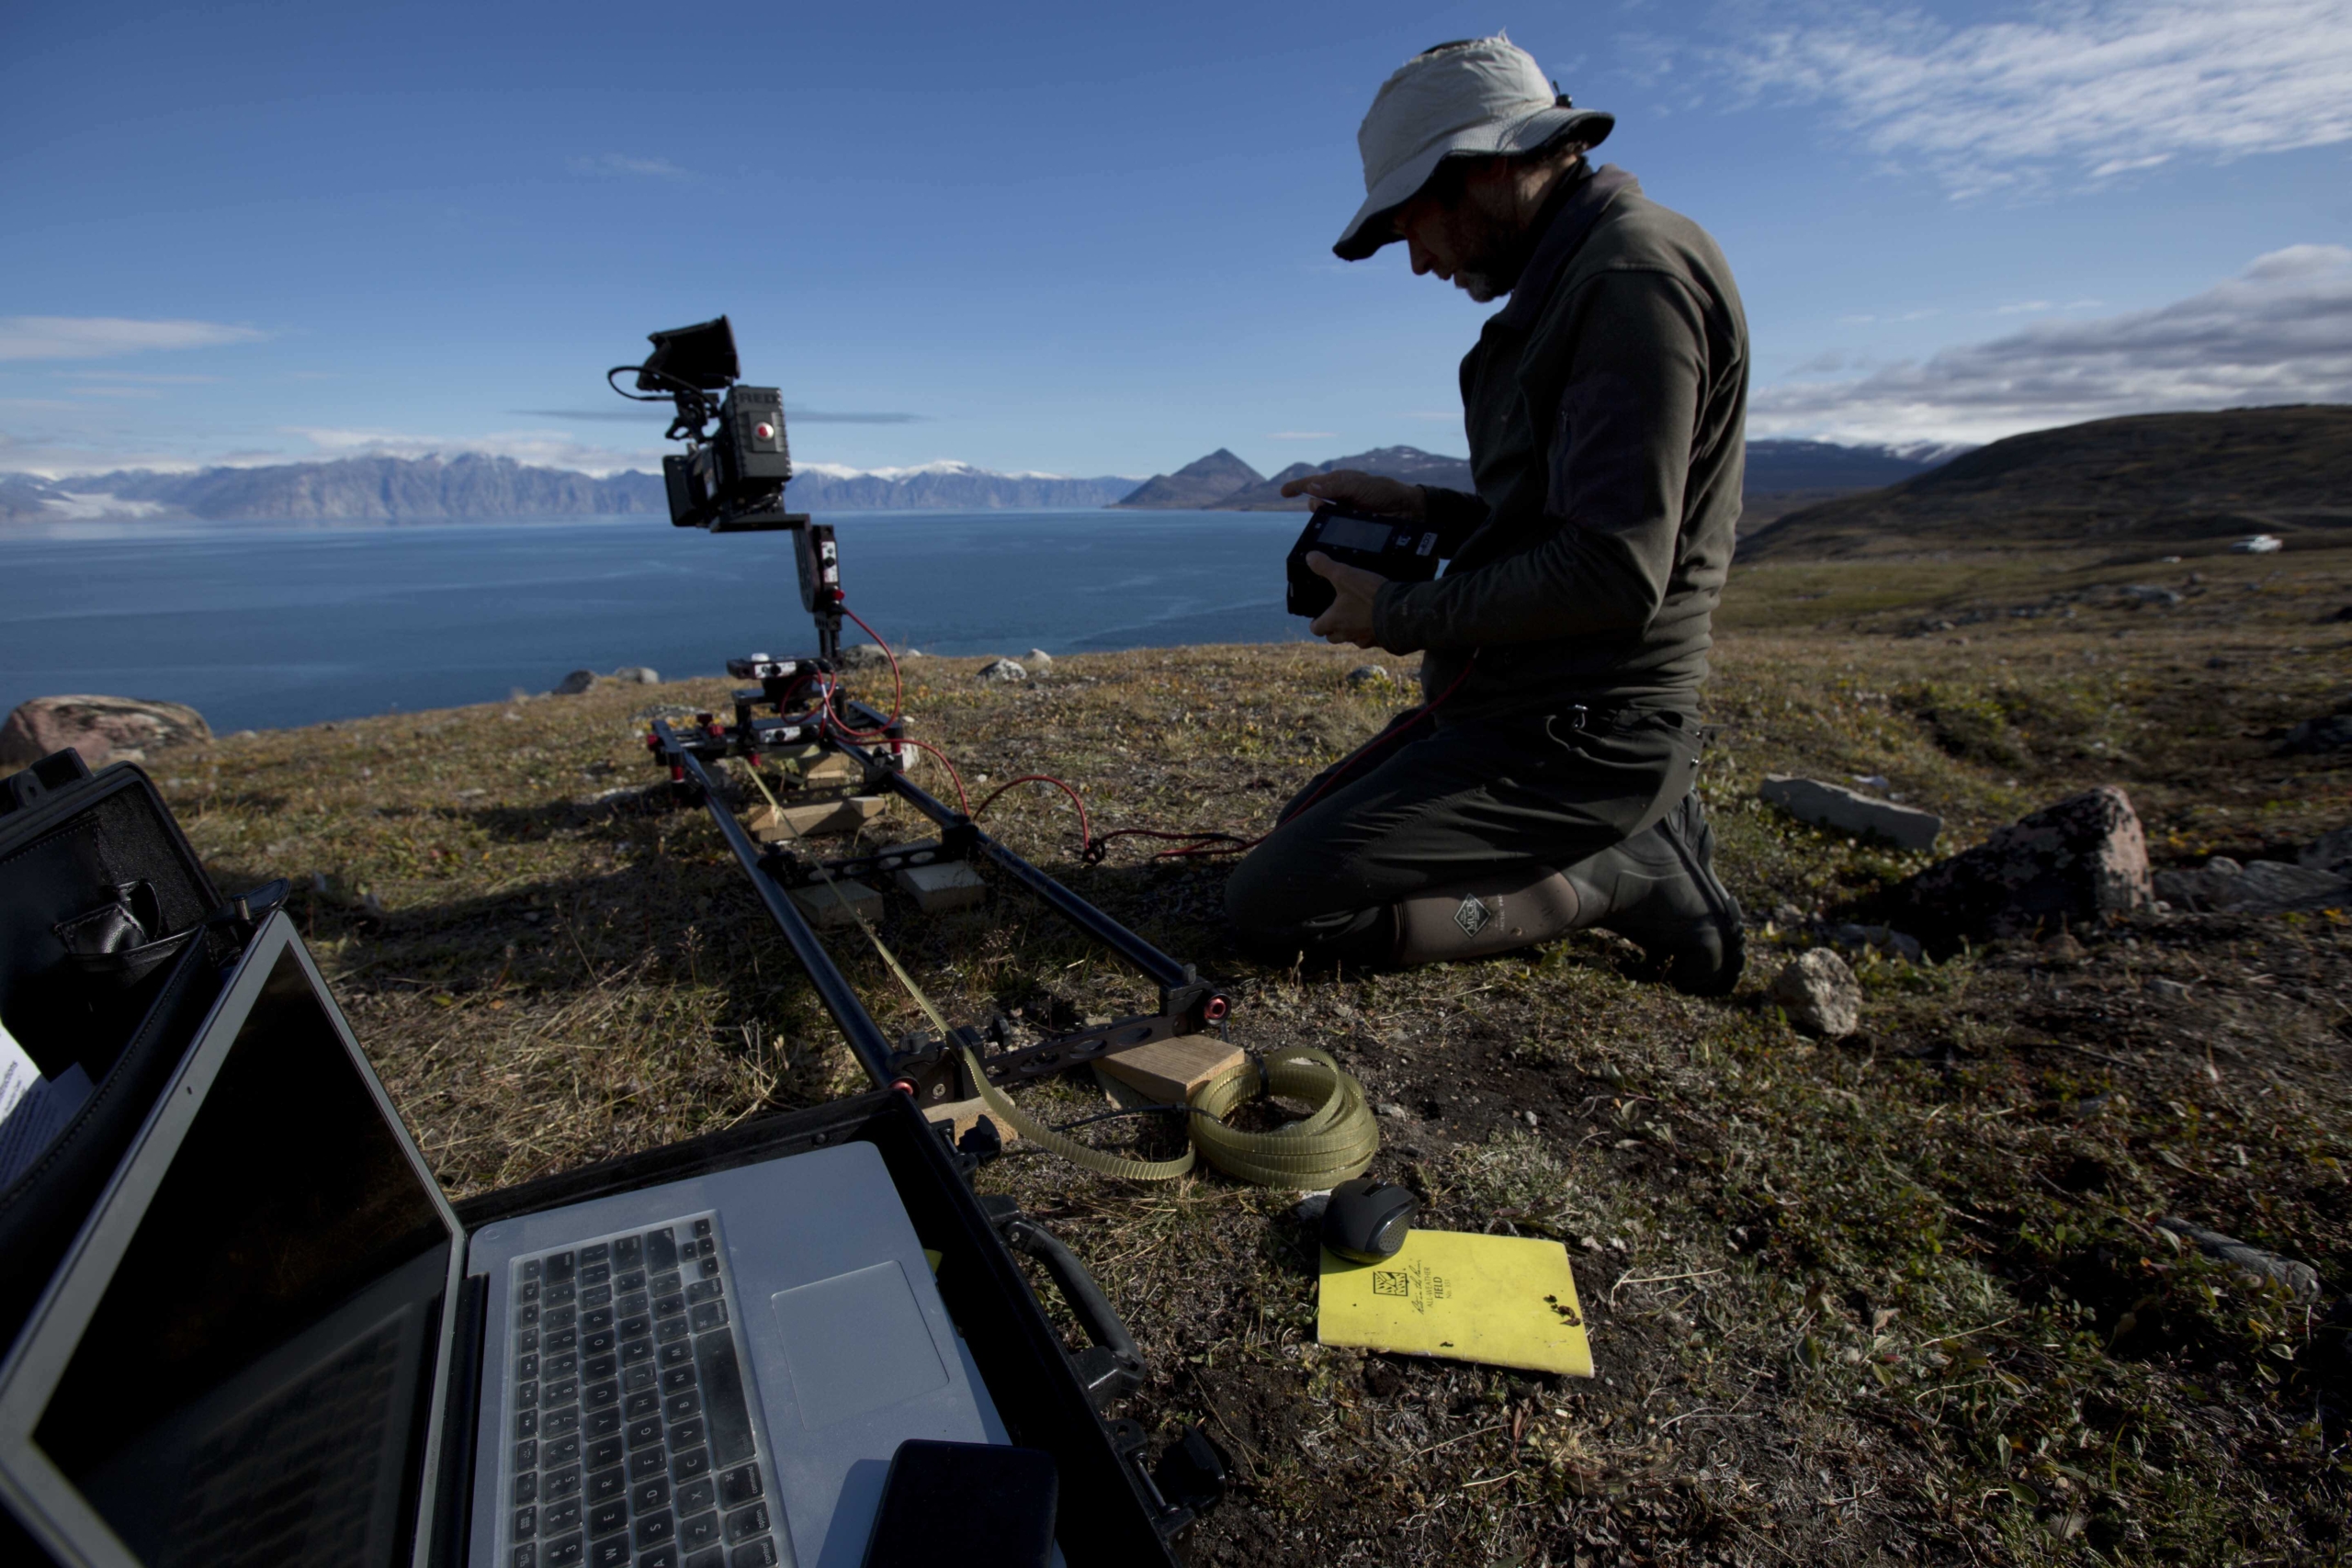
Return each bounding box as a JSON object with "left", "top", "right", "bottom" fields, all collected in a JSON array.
[
  {"left": 1560, "top": 792, "right": 1746, "bottom": 996},
  {"left": 1392, "top": 870, "right": 1583, "bottom": 964}
]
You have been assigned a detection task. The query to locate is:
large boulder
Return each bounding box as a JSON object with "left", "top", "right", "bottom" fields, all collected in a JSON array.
[
  {"left": 0, "top": 694, "right": 210, "bottom": 772},
  {"left": 2301, "top": 827, "right": 2352, "bottom": 874},
  {"left": 977, "top": 659, "right": 1026, "bottom": 683},
  {"left": 1882, "top": 785, "right": 2152, "bottom": 949}
]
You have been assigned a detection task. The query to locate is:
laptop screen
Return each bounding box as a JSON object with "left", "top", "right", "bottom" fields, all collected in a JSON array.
[{"left": 28, "top": 942, "right": 454, "bottom": 1568}]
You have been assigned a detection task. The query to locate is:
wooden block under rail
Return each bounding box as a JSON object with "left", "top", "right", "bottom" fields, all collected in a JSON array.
[
  {"left": 893, "top": 859, "right": 987, "bottom": 913},
  {"left": 922, "top": 1095, "right": 1021, "bottom": 1145},
  {"left": 786, "top": 878, "right": 883, "bottom": 930},
  {"left": 749, "top": 795, "right": 888, "bottom": 842},
  {"left": 1095, "top": 1033, "right": 1246, "bottom": 1106}
]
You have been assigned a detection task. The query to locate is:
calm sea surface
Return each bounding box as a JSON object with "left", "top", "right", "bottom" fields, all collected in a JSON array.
[{"left": 0, "top": 510, "right": 1316, "bottom": 732}]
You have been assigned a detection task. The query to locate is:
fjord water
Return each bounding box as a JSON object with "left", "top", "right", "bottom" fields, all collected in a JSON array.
[{"left": 0, "top": 511, "right": 1313, "bottom": 733}]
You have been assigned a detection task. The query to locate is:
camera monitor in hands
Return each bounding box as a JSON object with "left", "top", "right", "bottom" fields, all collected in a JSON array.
[{"left": 1284, "top": 504, "right": 1443, "bottom": 619}]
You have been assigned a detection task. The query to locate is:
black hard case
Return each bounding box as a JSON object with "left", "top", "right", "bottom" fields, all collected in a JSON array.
[
  {"left": 444, "top": 1095, "right": 1183, "bottom": 1568},
  {"left": 0, "top": 754, "right": 1186, "bottom": 1567},
  {"left": 0, "top": 755, "right": 242, "bottom": 1348}
]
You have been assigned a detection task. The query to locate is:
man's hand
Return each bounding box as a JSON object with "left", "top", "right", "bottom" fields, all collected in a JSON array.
[
  {"left": 1306, "top": 551, "right": 1385, "bottom": 648},
  {"left": 1279, "top": 468, "right": 1426, "bottom": 520}
]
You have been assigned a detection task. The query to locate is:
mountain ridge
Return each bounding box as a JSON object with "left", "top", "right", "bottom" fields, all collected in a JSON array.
[
  {"left": 1110, "top": 448, "right": 1265, "bottom": 510},
  {"left": 0, "top": 453, "right": 1141, "bottom": 521}
]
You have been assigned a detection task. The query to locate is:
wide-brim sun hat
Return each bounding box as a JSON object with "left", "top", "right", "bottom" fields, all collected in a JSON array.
[{"left": 1334, "top": 36, "right": 1613, "bottom": 262}]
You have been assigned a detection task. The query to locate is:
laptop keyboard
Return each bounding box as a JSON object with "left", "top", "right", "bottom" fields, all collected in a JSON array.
[{"left": 501, "top": 1215, "right": 781, "bottom": 1568}]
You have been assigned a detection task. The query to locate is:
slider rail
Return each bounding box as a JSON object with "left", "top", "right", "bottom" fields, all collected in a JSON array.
[
  {"left": 653, "top": 721, "right": 898, "bottom": 1089},
  {"left": 826, "top": 729, "right": 1198, "bottom": 1000}
]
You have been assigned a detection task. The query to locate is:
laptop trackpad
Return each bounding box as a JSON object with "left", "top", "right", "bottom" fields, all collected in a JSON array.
[{"left": 773, "top": 1261, "right": 948, "bottom": 1428}]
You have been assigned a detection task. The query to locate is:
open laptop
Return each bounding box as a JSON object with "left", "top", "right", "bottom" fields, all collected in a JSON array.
[{"left": 0, "top": 911, "right": 1010, "bottom": 1568}]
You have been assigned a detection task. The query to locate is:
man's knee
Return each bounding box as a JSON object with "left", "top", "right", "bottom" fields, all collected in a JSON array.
[{"left": 1223, "top": 839, "right": 1389, "bottom": 962}]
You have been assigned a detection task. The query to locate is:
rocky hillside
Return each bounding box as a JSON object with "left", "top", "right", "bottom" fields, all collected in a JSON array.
[
  {"left": 1211, "top": 445, "right": 1475, "bottom": 510},
  {"left": 1741, "top": 405, "right": 2352, "bottom": 558},
  {"left": 1109, "top": 448, "right": 1265, "bottom": 510},
  {"left": 75, "top": 455, "right": 662, "bottom": 520}
]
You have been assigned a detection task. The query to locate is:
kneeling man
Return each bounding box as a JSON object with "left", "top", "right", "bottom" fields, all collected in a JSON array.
[{"left": 1224, "top": 36, "right": 1747, "bottom": 994}]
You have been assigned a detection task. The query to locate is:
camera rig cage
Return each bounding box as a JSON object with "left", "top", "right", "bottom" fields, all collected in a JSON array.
[{"left": 611, "top": 317, "right": 1232, "bottom": 1117}]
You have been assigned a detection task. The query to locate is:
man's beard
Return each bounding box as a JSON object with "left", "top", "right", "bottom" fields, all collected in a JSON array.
[{"left": 1450, "top": 208, "right": 1532, "bottom": 302}]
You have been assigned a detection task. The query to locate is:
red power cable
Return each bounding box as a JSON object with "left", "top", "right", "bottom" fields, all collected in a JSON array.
[
  {"left": 824, "top": 604, "right": 906, "bottom": 739},
  {"left": 888, "top": 737, "right": 971, "bottom": 815},
  {"left": 971, "top": 773, "right": 1093, "bottom": 850}
]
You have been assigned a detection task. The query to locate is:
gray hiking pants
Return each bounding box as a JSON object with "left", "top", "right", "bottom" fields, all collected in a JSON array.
[{"left": 1223, "top": 703, "right": 1701, "bottom": 962}]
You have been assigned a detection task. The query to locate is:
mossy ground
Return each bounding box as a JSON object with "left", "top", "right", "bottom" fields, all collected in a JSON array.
[{"left": 152, "top": 538, "right": 2352, "bottom": 1565}]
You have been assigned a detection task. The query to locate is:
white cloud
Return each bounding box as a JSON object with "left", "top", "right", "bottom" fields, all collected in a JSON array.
[
  {"left": 1749, "top": 243, "right": 2352, "bottom": 445},
  {"left": 58, "top": 370, "right": 223, "bottom": 384},
  {"left": 568, "top": 152, "right": 695, "bottom": 180},
  {"left": 1712, "top": 0, "right": 2352, "bottom": 195},
  {"left": 279, "top": 426, "right": 664, "bottom": 475},
  {"left": 0, "top": 316, "right": 268, "bottom": 361}
]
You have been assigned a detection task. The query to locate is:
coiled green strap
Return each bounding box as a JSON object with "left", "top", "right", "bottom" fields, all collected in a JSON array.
[
  {"left": 959, "top": 1043, "right": 1380, "bottom": 1190},
  {"left": 1188, "top": 1047, "right": 1381, "bottom": 1189}
]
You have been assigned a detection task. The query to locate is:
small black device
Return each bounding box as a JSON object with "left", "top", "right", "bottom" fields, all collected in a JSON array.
[
  {"left": 611, "top": 315, "right": 801, "bottom": 534},
  {"left": 861, "top": 1438, "right": 1058, "bottom": 1568},
  {"left": 1285, "top": 502, "right": 1444, "bottom": 618},
  {"left": 1320, "top": 1177, "right": 1419, "bottom": 1263}
]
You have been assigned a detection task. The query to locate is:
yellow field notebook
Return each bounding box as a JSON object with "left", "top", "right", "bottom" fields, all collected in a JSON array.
[{"left": 1317, "top": 1230, "right": 1594, "bottom": 1377}]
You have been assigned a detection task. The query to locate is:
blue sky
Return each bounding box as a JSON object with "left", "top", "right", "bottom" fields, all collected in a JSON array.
[{"left": 3, "top": 0, "right": 2348, "bottom": 480}]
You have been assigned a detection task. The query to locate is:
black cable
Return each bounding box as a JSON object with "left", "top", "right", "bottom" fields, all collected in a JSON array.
[{"left": 606, "top": 363, "right": 717, "bottom": 400}]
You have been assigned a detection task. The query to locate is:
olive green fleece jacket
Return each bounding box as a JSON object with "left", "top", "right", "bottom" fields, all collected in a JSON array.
[{"left": 1370, "top": 165, "right": 1748, "bottom": 723}]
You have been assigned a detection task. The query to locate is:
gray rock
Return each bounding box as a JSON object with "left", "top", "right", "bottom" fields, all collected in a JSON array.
[
  {"left": 977, "top": 659, "right": 1026, "bottom": 683},
  {"left": 1883, "top": 785, "right": 2153, "bottom": 950},
  {"left": 835, "top": 644, "right": 892, "bottom": 671},
  {"left": 552, "top": 669, "right": 598, "bottom": 696},
  {"left": 1345, "top": 664, "right": 1392, "bottom": 689},
  {"left": 2282, "top": 715, "right": 2352, "bottom": 753},
  {"left": 2154, "top": 856, "right": 2350, "bottom": 914},
  {"left": 1023, "top": 648, "right": 1055, "bottom": 672},
  {"left": 1758, "top": 773, "right": 1942, "bottom": 852},
  {"left": 610, "top": 666, "right": 660, "bottom": 685},
  {"left": 0, "top": 694, "right": 211, "bottom": 771},
  {"left": 2120, "top": 584, "right": 2183, "bottom": 606},
  {"left": 1770, "top": 948, "right": 1862, "bottom": 1038},
  {"left": 2300, "top": 826, "right": 2352, "bottom": 874},
  {"left": 2155, "top": 1217, "right": 2322, "bottom": 1303}
]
